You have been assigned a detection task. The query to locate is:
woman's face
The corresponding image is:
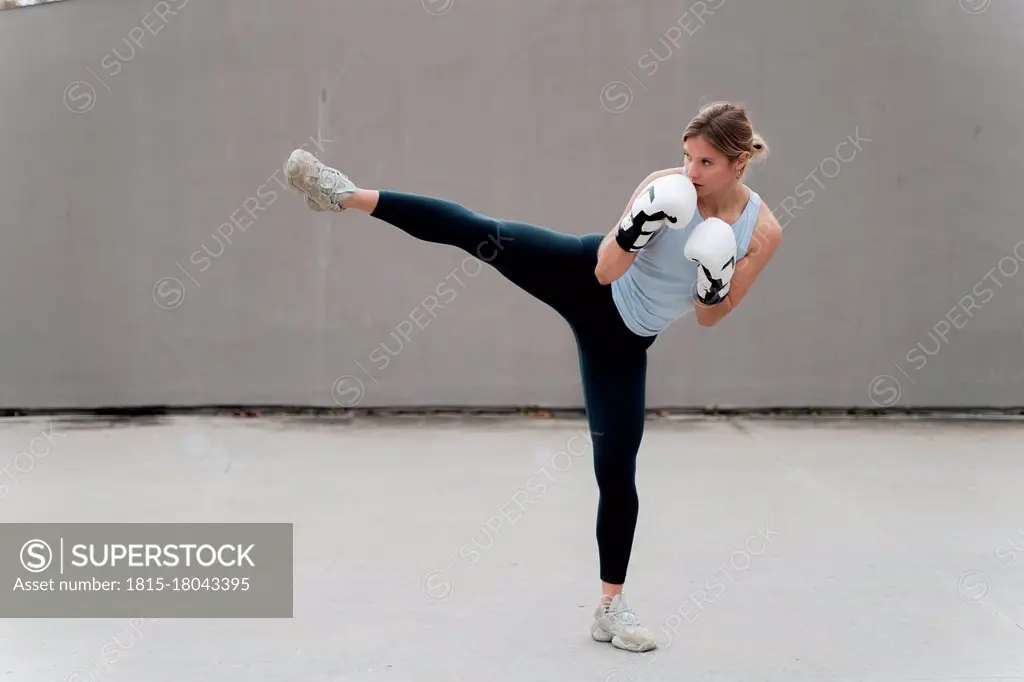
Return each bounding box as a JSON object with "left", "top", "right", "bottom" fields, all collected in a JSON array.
[{"left": 683, "top": 135, "right": 740, "bottom": 198}]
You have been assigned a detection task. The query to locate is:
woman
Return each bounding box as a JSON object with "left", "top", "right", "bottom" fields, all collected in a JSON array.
[{"left": 284, "top": 101, "right": 783, "bottom": 653}]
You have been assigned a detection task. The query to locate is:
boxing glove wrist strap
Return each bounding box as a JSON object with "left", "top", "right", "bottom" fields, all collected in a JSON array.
[
  {"left": 615, "top": 224, "right": 649, "bottom": 252},
  {"left": 693, "top": 264, "right": 731, "bottom": 305},
  {"left": 694, "top": 287, "right": 728, "bottom": 306}
]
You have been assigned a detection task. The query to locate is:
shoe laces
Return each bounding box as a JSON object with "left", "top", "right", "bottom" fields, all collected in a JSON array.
[
  {"left": 613, "top": 608, "right": 640, "bottom": 627},
  {"left": 607, "top": 600, "right": 641, "bottom": 628},
  {"left": 315, "top": 165, "right": 348, "bottom": 199}
]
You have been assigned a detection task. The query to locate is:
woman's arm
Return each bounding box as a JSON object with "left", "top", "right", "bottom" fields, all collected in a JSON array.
[
  {"left": 594, "top": 167, "right": 684, "bottom": 285},
  {"left": 694, "top": 202, "right": 783, "bottom": 327}
]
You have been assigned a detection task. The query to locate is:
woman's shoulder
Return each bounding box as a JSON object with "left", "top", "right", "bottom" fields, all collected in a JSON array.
[{"left": 750, "top": 192, "right": 783, "bottom": 244}]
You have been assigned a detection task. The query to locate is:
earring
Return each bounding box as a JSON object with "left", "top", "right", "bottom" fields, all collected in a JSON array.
[{"left": 735, "top": 170, "right": 742, "bottom": 179}]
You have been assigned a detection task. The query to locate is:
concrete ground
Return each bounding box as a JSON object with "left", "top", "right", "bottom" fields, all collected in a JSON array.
[{"left": 1, "top": 413, "right": 1023, "bottom": 682}]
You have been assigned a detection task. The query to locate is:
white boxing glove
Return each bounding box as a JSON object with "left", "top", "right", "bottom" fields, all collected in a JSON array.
[
  {"left": 684, "top": 217, "right": 737, "bottom": 305},
  {"left": 615, "top": 174, "right": 697, "bottom": 252}
]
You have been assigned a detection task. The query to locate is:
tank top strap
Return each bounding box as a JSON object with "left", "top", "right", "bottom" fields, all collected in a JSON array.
[{"left": 734, "top": 189, "right": 762, "bottom": 258}]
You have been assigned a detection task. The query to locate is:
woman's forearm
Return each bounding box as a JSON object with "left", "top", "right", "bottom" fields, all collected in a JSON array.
[
  {"left": 693, "top": 296, "right": 733, "bottom": 326},
  {"left": 595, "top": 230, "right": 636, "bottom": 285}
]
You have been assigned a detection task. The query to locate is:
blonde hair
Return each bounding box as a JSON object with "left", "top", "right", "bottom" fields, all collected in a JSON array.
[{"left": 683, "top": 101, "right": 768, "bottom": 175}]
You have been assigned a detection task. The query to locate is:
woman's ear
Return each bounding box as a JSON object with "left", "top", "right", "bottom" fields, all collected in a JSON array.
[{"left": 736, "top": 151, "right": 751, "bottom": 174}]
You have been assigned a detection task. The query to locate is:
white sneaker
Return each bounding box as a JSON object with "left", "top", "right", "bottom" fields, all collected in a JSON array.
[
  {"left": 283, "top": 149, "right": 357, "bottom": 212},
  {"left": 591, "top": 594, "right": 657, "bottom": 653}
]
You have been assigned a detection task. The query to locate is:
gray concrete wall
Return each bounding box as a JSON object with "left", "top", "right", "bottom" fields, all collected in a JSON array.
[{"left": 0, "top": 0, "right": 1019, "bottom": 410}]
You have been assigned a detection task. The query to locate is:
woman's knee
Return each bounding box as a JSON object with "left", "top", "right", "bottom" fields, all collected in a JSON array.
[
  {"left": 475, "top": 219, "right": 515, "bottom": 264},
  {"left": 594, "top": 462, "right": 638, "bottom": 495},
  {"left": 442, "top": 204, "right": 504, "bottom": 258}
]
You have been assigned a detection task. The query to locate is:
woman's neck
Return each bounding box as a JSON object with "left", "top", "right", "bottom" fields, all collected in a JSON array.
[{"left": 699, "top": 183, "right": 749, "bottom": 219}]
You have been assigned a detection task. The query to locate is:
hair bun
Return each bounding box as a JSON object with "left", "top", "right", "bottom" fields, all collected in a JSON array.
[{"left": 749, "top": 131, "right": 769, "bottom": 161}]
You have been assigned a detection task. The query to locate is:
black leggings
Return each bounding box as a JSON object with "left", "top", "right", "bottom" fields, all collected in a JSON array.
[{"left": 371, "top": 190, "right": 657, "bottom": 585}]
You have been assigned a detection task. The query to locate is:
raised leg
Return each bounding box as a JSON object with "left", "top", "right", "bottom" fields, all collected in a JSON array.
[
  {"left": 367, "top": 190, "right": 595, "bottom": 321},
  {"left": 283, "top": 149, "right": 599, "bottom": 323}
]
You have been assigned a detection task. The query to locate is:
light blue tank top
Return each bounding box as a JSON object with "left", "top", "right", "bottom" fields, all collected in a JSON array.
[{"left": 610, "top": 188, "right": 762, "bottom": 337}]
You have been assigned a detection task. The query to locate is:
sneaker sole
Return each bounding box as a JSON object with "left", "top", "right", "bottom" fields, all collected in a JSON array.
[{"left": 611, "top": 635, "right": 656, "bottom": 653}]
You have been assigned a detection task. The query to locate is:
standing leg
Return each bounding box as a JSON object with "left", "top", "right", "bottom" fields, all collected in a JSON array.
[
  {"left": 581, "top": 345, "right": 647, "bottom": 590},
  {"left": 574, "top": 303, "right": 659, "bottom": 652},
  {"left": 283, "top": 149, "right": 594, "bottom": 324}
]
